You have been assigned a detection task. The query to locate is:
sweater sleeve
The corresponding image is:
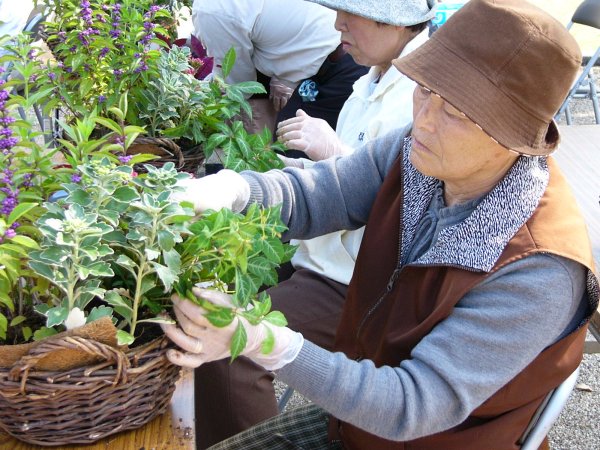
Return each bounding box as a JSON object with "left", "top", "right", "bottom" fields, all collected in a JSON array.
[
  {"left": 241, "top": 127, "right": 409, "bottom": 241},
  {"left": 275, "top": 253, "right": 588, "bottom": 441}
]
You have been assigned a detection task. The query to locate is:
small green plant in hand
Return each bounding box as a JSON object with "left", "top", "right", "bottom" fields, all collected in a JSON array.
[{"left": 175, "top": 203, "right": 296, "bottom": 359}]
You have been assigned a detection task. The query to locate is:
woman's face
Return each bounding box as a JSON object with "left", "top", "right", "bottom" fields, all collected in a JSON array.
[
  {"left": 409, "top": 85, "right": 519, "bottom": 204},
  {"left": 335, "top": 11, "right": 417, "bottom": 70}
]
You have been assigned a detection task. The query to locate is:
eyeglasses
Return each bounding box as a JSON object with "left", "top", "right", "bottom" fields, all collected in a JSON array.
[{"left": 414, "top": 84, "right": 522, "bottom": 155}]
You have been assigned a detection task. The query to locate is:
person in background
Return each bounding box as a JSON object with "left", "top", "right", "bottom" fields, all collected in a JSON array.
[
  {"left": 167, "top": 0, "right": 598, "bottom": 448},
  {"left": 190, "top": 1, "right": 435, "bottom": 447},
  {"left": 275, "top": 0, "right": 434, "bottom": 319},
  {"left": 191, "top": 0, "right": 367, "bottom": 136}
]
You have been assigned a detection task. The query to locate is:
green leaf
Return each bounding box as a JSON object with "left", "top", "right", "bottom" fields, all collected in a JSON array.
[
  {"left": 0, "top": 315, "right": 6, "bottom": 339},
  {"left": 22, "top": 326, "right": 32, "bottom": 342},
  {"left": 7, "top": 202, "right": 37, "bottom": 224},
  {"left": 66, "top": 187, "right": 93, "bottom": 207},
  {"left": 162, "top": 247, "right": 181, "bottom": 272},
  {"left": 255, "top": 236, "right": 285, "bottom": 261},
  {"left": 87, "top": 306, "right": 114, "bottom": 323},
  {"left": 9, "top": 315, "right": 27, "bottom": 327},
  {"left": 229, "top": 320, "right": 247, "bottom": 361},
  {"left": 94, "top": 117, "right": 122, "bottom": 134},
  {"left": 9, "top": 235, "right": 39, "bottom": 249},
  {"left": 104, "top": 291, "right": 133, "bottom": 320},
  {"left": 221, "top": 47, "right": 236, "bottom": 78},
  {"left": 45, "top": 306, "right": 69, "bottom": 328},
  {"left": 204, "top": 307, "right": 235, "bottom": 328},
  {"left": 0, "top": 291, "right": 15, "bottom": 312},
  {"left": 152, "top": 262, "right": 178, "bottom": 292},
  {"left": 129, "top": 153, "right": 159, "bottom": 165},
  {"left": 260, "top": 325, "right": 275, "bottom": 354},
  {"left": 33, "top": 326, "right": 58, "bottom": 341},
  {"left": 113, "top": 186, "right": 139, "bottom": 203},
  {"left": 115, "top": 254, "right": 138, "bottom": 276},
  {"left": 103, "top": 230, "right": 128, "bottom": 245},
  {"left": 139, "top": 316, "right": 176, "bottom": 325},
  {"left": 264, "top": 310, "right": 288, "bottom": 327},
  {"left": 29, "top": 261, "right": 56, "bottom": 282},
  {"left": 108, "top": 106, "right": 125, "bottom": 121},
  {"left": 157, "top": 230, "right": 175, "bottom": 251},
  {"left": 234, "top": 271, "right": 260, "bottom": 306},
  {"left": 79, "top": 77, "right": 94, "bottom": 98},
  {"left": 117, "top": 330, "right": 135, "bottom": 346},
  {"left": 233, "top": 81, "right": 267, "bottom": 95},
  {"left": 119, "top": 93, "right": 129, "bottom": 117},
  {"left": 86, "top": 261, "right": 114, "bottom": 277}
]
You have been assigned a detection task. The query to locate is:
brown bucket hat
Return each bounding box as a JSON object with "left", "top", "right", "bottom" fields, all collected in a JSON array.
[{"left": 393, "top": 0, "right": 582, "bottom": 156}]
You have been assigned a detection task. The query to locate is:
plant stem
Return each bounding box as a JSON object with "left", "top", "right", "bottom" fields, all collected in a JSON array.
[
  {"left": 129, "top": 214, "right": 159, "bottom": 337},
  {"left": 66, "top": 235, "right": 81, "bottom": 311}
]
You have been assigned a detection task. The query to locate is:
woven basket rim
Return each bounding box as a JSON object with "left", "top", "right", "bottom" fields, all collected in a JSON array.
[{"left": 0, "top": 335, "right": 180, "bottom": 447}]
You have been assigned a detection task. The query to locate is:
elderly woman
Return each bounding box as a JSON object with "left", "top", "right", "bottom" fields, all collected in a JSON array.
[
  {"left": 191, "top": 1, "right": 435, "bottom": 447},
  {"left": 170, "top": 0, "right": 598, "bottom": 449}
]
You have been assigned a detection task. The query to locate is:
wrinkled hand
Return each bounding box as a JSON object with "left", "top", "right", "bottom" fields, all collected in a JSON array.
[
  {"left": 161, "top": 288, "right": 304, "bottom": 370},
  {"left": 276, "top": 110, "right": 351, "bottom": 161},
  {"left": 269, "top": 77, "right": 296, "bottom": 112},
  {"left": 171, "top": 170, "right": 250, "bottom": 214}
]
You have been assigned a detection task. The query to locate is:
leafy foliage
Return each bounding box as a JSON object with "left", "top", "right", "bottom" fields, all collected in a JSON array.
[
  {"left": 25, "top": 157, "right": 294, "bottom": 347},
  {"left": 0, "top": 8, "right": 293, "bottom": 353}
]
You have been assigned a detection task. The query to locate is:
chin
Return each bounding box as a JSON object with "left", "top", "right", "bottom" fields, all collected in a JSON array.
[{"left": 409, "top": 150, "right": 434, "bottom": 177}]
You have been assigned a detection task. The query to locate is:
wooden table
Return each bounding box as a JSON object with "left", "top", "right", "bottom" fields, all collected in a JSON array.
[
  {"left": 555, "top": 124, "right": 600, "bottom": 351},
  {"left": 0, "top": 369, "right": 196, "bottom": 449}
]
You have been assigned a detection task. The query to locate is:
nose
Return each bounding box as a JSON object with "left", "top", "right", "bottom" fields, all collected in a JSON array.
[
  {"left": 335, "top": 11, "right": 348, "bottom": 32},
  {"left": 413, "top": 91, "right": 443, "bottom": 132}
]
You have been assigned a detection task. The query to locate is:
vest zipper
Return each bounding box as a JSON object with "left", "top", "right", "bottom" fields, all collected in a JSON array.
[
  {"left": 355, "top": 192, "right": 405, "bottom": 342},
  {"left": 355, "top": 267, "right": 401, "bottom": 341}
]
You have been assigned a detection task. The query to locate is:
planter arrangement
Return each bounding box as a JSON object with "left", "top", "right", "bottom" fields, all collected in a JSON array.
[{"left": 0, "top": 0, "right": 294, "bottom": 445}]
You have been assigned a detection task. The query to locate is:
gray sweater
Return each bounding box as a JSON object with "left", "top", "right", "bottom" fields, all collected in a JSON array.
[{"left": 242, "top": 128, "right": 587, "bottom": 441}]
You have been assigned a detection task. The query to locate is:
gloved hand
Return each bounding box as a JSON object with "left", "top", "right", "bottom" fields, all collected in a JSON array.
[
  {"left": 171, "top": 169, "right": 250, "bottom": 214},
  {"left": 161, "top": 288, "right": 304, "bottom": 370},
  {"left": 277, "top": 154, "right": 305, "bottom": 169},
  {"left": 269, "top": 76, "right": 296, "bottom": 112},
  {"left": 276, "top": 110, "right": 352, "bottom": 161}
]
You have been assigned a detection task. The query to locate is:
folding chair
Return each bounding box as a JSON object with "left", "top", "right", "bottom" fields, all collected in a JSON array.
[
  {"left": 519, "top": 365, "right": 581, "bottom": 450},
  {"left": 277, "top": 385, "right": 295, "bottom": 412},
  {"left": 555, "top": 0, "right": 600, "bottom": 125}
]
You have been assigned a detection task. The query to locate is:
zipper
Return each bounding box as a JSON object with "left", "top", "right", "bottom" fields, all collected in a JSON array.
[{"left": 355, "top": 165, "right": 406, "bottom": 343}]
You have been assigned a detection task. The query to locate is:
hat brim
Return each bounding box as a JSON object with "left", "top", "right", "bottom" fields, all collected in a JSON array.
[
  {"left": 393, "top": 37, "right": 560, "bottom": 156},
  {"left": 306, "top": 0, "right": 436, "bottom": 27}
]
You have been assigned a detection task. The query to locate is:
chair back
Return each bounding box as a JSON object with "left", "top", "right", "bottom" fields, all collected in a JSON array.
[
  {"left": 519, "top": 366, "right": 580, "bottom": 450},
  {"left": 571, "top": 0, "right": 600, "bottom": 30}
]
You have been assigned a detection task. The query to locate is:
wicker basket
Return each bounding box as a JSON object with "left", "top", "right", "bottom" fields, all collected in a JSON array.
[
  {"left": 0, "top": 334, "right": 181, "bottom": 446},
  {"left": 129, "top": 136, "right": 205, "bottom": 174}
]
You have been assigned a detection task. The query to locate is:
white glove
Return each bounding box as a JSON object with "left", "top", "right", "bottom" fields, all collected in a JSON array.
[
  {"left": 277, "top": 154, "right": 305, "bottom": 169},
  {"left": 172, "top": 170, "right": 250, "bottom": 214},
  {"left": 161, "top": 288, "right": 304, "bottom": 371},
  {"left": 269, "top": 76, "right": 296, "bottom": 112},
  {"left": 276, "top": 110, "right": 352, "bottom": 161}
]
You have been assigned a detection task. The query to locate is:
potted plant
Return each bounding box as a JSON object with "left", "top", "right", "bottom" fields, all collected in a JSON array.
[
  {"left": 34, "top": 0, "right": 285, "bottom": 174},
  {"left": 0, "top": 27, "right": 294, "bottom": 446}
]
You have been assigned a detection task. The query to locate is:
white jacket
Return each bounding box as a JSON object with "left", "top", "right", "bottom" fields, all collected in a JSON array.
[
  {"left": 290, "top": 29, "right": 429, "bottom": 285},
  {"left": 192, "top": 0, "right": 340, "bottom": 86}
]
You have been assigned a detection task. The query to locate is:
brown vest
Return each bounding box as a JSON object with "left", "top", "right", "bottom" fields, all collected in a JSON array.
[{"left": 331, "top": 157, "right": 598, "bottom": 450}]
